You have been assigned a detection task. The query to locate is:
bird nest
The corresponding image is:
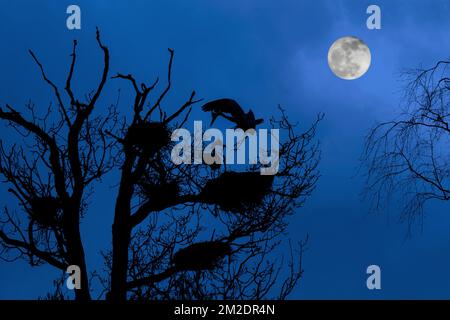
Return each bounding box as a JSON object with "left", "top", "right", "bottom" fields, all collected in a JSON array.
[
  {"left": 200, "top": 171, "right": 274, "bottom": 213},
  {"left": 125, "top": 121, "right": 171, "bottom": 155},
  {"left": 29, "top": 196, "right": 62, "bottom": 228},
  {"left": 172, "top": 241, "right": 232, "bottom": 271}
]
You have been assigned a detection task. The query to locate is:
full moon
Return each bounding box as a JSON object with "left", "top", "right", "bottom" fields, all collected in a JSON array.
[{"left": 328, "top": 36, "right": 371, "bottom": 80}]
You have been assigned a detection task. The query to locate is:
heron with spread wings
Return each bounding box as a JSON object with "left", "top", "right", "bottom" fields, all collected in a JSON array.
[{"left": 202, "top": 98, "right": 264, "bottom": 131}]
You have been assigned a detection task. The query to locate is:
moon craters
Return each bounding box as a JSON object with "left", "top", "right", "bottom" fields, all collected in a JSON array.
[{"left": 328, "top": 36, "right": 371, "bottom": 80}]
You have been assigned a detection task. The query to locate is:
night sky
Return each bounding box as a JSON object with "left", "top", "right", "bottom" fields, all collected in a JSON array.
[{"left": 1, "top": 0, "right": 450, "bottom": 299}]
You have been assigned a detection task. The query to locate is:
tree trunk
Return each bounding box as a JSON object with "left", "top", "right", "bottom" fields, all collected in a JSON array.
[
  {"left": 64, "top": 204, "right": 91, "bottom": 301},
  {"left": 110, "top": 156, "right": 135, "bottom": 301},
  {"left": 70, "top": 235, "right": 91, "bottom": 301}
]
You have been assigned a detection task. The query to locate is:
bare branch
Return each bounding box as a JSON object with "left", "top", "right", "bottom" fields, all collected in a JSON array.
[{"left": 28, "top": 50, "right": 71, "bottom": 126}]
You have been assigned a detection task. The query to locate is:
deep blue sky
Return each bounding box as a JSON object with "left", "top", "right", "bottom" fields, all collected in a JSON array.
[{"left": 1, "top": 0, "right": 450, "bottom": 299}]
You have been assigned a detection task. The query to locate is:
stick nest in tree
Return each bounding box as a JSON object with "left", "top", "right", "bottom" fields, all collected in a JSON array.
[
  {"left": 29, "top": 196, "right": 62, "bottom": 227},
  {"left": 125, "top": 121, "right": 171, "bottom": 155},
  {"left": 200, "top": 171, "right": 274, "bottom": 212},
  {"left": 172, "top": 241, "right": 232, "bottom": 271}
]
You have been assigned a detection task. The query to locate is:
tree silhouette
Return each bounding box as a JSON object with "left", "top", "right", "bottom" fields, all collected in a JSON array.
[
  {"left": 363, "top": 60, "right": 450, "bottom": 228},
  {"left": 0, "top": 30, "right": 322, "bottom": 301}
]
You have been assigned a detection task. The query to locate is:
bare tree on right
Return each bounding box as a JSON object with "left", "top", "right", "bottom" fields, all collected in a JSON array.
[{"left": 363, "top": 60, "right": 450, "bottom": 228}]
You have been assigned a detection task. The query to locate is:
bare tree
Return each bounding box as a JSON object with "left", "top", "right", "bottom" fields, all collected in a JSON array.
[
  {"left": 0, "top": 28, "right": 114, "bottom": 300},
  {"left": 363, "top": 60, "right": 450, "bottom": 228},
  {"left": 0, "top": 31, "right": 322, "bottom": 300}
]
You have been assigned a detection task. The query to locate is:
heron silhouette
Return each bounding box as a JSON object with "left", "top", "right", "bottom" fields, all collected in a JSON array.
[{"left": 202, "top": 98, "right": 264, "bottom": 131}]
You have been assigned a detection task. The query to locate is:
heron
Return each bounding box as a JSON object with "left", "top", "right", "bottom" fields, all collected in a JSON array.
[{"left": 202, "top": 98, "right": 263, "bottom": 131}]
